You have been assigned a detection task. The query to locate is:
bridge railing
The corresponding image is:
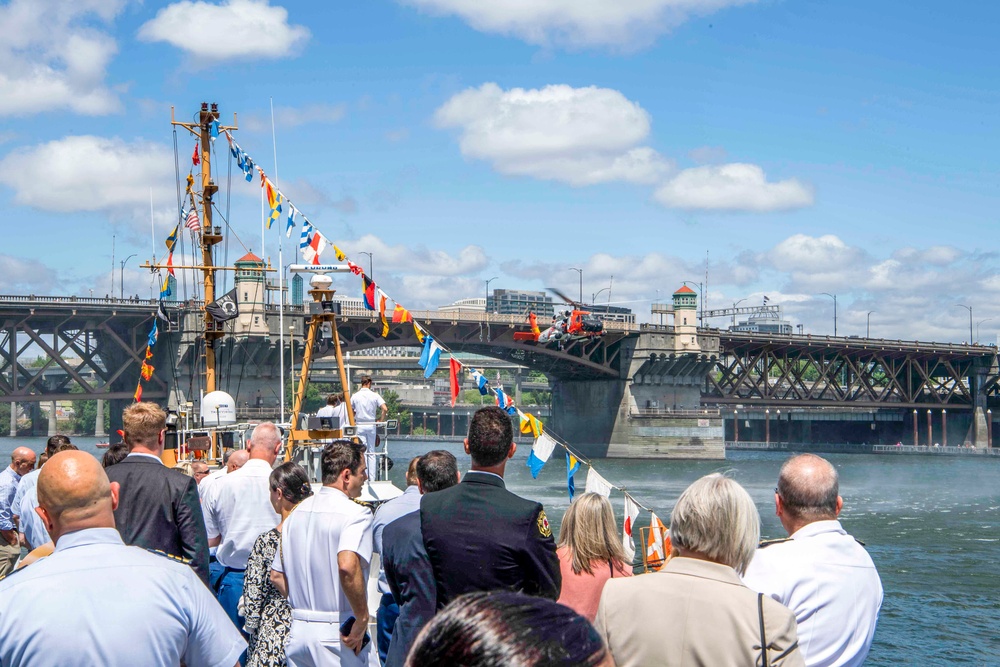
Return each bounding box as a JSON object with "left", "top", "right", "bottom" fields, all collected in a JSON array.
[{"left": 630, "top": 407, "right": 721, "bottom": 417}]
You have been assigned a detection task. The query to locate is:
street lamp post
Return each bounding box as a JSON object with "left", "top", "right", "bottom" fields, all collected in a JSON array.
[
  {"left": 956, "top": 304, "right": 973, "bottom": 344},
  {"left": 569, "top": 268, "right": 583, "bottom": 304},
  {"left": 120, "top": 253, "right": 137, "bottom": 300},
  {"left": 485, "top": 276, "right": 499, "bottom": 312},
  {"left": 976, "top": 318, "right": 992, "bottom": 344},
  {"left": 821, "top": 293, "right": 838, "bottom": 336},
  {"left": 358, "top": 252, "right": 373, "bottom": 280},
  {"left": 593, "top": 286, "right": 611, "bottom": 307},
  {"left": 732, "top": 298, "right": 747, "bottom": 327},
  {"left": 867, "top": 311, "right": 874, "bottom": 338}
]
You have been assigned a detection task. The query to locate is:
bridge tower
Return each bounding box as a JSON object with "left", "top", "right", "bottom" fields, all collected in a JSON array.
[
  {"left": 233, "top": 252, "right": 269, "bottom": 338},
  {"left": 673, "top": 285, "right": 701, "bottom": 353}
]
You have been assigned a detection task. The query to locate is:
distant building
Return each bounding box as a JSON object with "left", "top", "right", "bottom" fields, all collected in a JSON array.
[
  {"left": 166, "top": 275, "right": 177, "bottom": 302},
  {"left": 331, "top": 295, "right": 368, "bottom": 317},
  {"left": 583, "top": 303, "right": 635, "bottom": 324},
  {"left": 233, "top": 252, "right": 268, "bottom": 337},
  {"left": 487, "top": 289, "right": 554, "bottom": 318},
  {"left": 439, "top": 297, "right": 486, "bottom": 313},
  {"left": 729, "top": 307, "right": 793, "bottom": 335},
  {"left": 291, "top": 274, "right": 304, "bottom": 306}
]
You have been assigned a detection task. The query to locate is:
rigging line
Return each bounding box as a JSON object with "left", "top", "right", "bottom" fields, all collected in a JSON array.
[{"left": 172, "top": 127, "right": 189, "bottom": 303}]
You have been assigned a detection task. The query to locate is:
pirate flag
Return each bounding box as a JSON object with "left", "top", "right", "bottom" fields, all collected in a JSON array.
[{"left": 206, "top": 288, "right": 240, "bottom": 322}]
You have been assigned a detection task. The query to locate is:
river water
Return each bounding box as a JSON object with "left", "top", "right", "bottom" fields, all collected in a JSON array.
[{"left": 3, "top": 436, "right": 997, "bottom": 665}]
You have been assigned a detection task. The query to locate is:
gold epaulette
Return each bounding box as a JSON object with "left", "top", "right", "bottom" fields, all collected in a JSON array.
[
  {"left": 758, "top": 537, "right": 792, "bottom": 549},
  {"left": 144, "top": 548, "right": 192, "bottom": 565}
]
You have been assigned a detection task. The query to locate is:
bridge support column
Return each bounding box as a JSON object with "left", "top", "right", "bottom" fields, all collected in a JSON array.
[
  {"left": 48, "top": 401, "right": 58, "bottom": 436},
  {"left": 550, "top": 379, "right": 627, "bottom": 458},
  {"left": 95, "top": 400, "right": 107, "bottom": 438},
  {"left": 8, "top": 403, "right": 15, "bottom": 437},
  {"left": 965, "top": 407, "right": 988, "bottom": 449}
]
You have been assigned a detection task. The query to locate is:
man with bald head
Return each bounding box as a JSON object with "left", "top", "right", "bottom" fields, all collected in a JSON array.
[
  {"left": 106, "top": 402, "right": 209, "bottom": 585},
  {"left": 203, "top": 422, "right": 283, "bottom": 632},
  {"left": 0, "top": 446, "right": 36, "bottom": 575},
  {"left": 0, "top": 450, "right": 244, "bottom": 667},
  {"left": 743, "top": 454, "right": 883, "bottom": 667}
]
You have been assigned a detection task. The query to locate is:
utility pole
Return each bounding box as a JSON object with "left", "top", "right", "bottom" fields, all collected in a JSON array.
[{"left": 569, "top": 268, "right": 583, "bottom": 304}]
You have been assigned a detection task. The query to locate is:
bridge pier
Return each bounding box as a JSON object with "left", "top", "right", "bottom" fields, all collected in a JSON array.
[
  {"left": 47, "top": 401, "right": 58, "bottom": 437},
  {"left": 95, "top": 400, "right": 107, "bottom": 438},
  {"left": 8, "top": 403, "right": 15, "bottom": 437}
]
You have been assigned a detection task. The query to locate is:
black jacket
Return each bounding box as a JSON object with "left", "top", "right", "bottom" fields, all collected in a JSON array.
[
  {"left": 105, "top": 455, "right": 210, "bottom": 585},
  {"left": 382, "top": 510, "right": 436, "bottom": 667},
  {"left": 420, "top": 471, "right": 560, "bottom": 608}
]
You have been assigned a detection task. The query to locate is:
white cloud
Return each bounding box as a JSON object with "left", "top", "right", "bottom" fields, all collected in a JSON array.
[
  {"left": 0, "top": 135, "right": 174, "bottom": 213},
  {"left": 0, "top": 0, "right": 124, "bottom": 116},
  {"left": 337, "top": 235, "right": 489, "bottom": 277},
  {"left": 241, "top": 103, "right": 347, "bottom": 132},
  {"left": 435, "top": 83, "right": 671, "bottom": 186},
  {"left": 398, "top": 0, "right": 757, "bottom": 50},
  {"left": 654, "top": 163, "right": 814, "bottom": 211},
  {"left": 138, "top": 0, "right": 310, "bottom": 61},
  {"left": 0, "top": 255, "right": 58, "bottom": 294}
]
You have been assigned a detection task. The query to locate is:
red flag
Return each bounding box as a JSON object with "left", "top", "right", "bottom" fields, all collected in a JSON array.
[
  {"left": 362, "top": 276, "right": 376, "bottom": 310},
  {"left": 133, "top": 383, "right": 143, "bottom": 402},
  {"left": 392, "top": 304, "right": 412, "bottom": 323},
  {"left": 449, "top": 358, "right": 461, "bottom": 407},
  {"left": 348, "top": 261, "right": 363, "bottom": 276},
  {"left": 166, "top": 252, "right": 175, "bottom": 277},
  {"left": 192, "top": 141, "right": 200, "bottom": 166}
]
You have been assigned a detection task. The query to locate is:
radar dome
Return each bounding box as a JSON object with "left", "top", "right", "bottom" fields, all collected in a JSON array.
[
  {"left": 310, "top": 274, "right": 333, "bottom": 289},
  {"left": 202, "top": 390, "right": 237, "bottom": 426}
]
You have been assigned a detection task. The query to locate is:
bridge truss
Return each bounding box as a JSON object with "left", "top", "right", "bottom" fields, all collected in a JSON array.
[{"left": 706, "top": 332, "right": 998, "bottom": 410}]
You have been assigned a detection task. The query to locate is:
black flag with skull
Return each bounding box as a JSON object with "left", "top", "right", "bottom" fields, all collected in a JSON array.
[{"left": 206, "top": 288, "right": 240, "bottom": 322}]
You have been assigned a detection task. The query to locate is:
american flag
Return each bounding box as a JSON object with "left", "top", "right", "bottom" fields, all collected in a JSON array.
[{"left": 185, "top": 208, "right": 200, "bottom": 232}]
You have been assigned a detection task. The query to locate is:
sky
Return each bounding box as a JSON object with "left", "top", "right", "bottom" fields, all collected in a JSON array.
[{"left": 1, "top": 0, "right": 998, "bottom": 343}]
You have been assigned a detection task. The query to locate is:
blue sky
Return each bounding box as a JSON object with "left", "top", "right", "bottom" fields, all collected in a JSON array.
[{"left": 1, "top": 0, "right": 998, "bottom": 342}]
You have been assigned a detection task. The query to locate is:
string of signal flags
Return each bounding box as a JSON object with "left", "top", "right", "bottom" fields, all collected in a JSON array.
[{"left": 145, "top": 128, "right": 672, "bottom": 568}]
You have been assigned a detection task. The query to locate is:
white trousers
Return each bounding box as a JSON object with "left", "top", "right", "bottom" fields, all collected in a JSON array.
[{"left": 286, "top": 616, "right": 377, "bottom": 667}]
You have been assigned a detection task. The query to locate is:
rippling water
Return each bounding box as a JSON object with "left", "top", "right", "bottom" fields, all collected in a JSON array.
[{"left": 5, "top": 437, "right": 998, "bottom": 665}]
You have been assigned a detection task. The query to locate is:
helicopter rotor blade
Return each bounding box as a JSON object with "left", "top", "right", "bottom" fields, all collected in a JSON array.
[{"left": 546, "top": 287, "right": 578, "bottom": 306}]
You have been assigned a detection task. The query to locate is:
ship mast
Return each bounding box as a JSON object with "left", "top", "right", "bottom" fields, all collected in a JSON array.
[{"left": 170, "top": 103, "right": 236, "bottom": 398}]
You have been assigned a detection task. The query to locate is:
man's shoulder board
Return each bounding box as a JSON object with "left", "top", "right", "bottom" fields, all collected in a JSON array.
[
  {"left": 144, "top": 548, "right": 192, "bottom": 565},
  {"left": 758, "top": 537, "right": 792, "bottom": 549},
  {"left": 854, "top": 537, "right": 866, "bottom": 547}
]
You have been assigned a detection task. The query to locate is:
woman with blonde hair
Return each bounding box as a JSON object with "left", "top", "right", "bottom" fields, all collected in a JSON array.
[{"left": 556, "top": 492, "right": 633, "bottom": 621}]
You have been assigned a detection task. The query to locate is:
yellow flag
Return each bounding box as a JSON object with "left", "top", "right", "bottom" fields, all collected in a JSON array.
[
  {"left": 334, "top": 245, "right": 346, "bottom": 261},
  {"left": 519, "top": 412, "right": 544, "bottom": 438},
  {"left": 413, "top": 322, "right": 425, "bottom": 344}
]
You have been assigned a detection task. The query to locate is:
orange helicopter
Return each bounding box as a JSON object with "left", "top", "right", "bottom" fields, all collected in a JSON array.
[{"left": 513, "top": 288, "right": 604, "bottom": 344}]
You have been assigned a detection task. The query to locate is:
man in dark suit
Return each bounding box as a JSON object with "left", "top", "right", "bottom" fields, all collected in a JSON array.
[
  {"left": 382, "top": 450, "right": 460, "bottom": 667},
  {"left": 105, "top": 402, "right": 209, "bottom": 585},
  {"left": 420, "top": 406, "right": 560, "bottom": 608}
]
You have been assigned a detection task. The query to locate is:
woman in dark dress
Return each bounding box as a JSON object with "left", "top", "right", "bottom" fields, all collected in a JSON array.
[{"left": 243, "top": 462, "right": 313, "bottom": 667}]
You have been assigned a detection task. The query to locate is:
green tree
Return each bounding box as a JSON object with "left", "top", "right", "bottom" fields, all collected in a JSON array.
[
  {"left": 381, "top": 389, "right": 411, "bottom": 433},
  {"left": 458, "top": 389, "right": 491, "bottom": 406},
  {"left": 70, "top": 384, "right": 110, "bottom": 436},
  {"left": 28, "top": 356, "right": 48, "bottom": 368},
  {"left": 284, "top": 379, "right": 337, "bottom": 414}
]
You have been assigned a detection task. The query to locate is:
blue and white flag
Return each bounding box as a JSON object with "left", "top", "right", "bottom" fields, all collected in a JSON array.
[
  {"left": 566, "top": 452, "right": 580, "bottom": 500},
  {"left": 469, "top": 368, "right": 489, "bottom": 395},
  {"left": 286, "top": 204, "right": 297, "bottom": 238},
  {"left": 526, "top": 432, "right": 557, "bottom": 479},
  {"left": 300, "top": 219, "right": 313, "bottom": 250},
  {"left": 244, "top": 155, "right": 254, "bottom": 182},
  {"left": 418, "top": 335, "right": 443, "bottom": 378},
  {"left": 210, "top": 120, "right": 220, "bottom": 141}
]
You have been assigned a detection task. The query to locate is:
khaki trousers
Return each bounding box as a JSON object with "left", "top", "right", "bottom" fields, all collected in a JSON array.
[{"left": 0, "top": 541, "right": 21, "bottom": 577}]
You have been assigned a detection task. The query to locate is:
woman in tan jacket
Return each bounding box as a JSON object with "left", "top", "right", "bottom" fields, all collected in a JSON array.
[{"left": 595, "top": 474, "right": 804, "bottom": 667}]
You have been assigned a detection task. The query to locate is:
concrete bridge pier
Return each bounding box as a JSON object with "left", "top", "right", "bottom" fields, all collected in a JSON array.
[
  {"left": 47, "top": 401, "right": 58, "bottom": 436},
  {"left": 549, "top": 379, "right": 627, "bottom": 459},
  {"left": 94, "top": 400, "right": 107, "bottom": 438},
  {"left": 8, "top": 403, "right": 15, "bottom": 437}
]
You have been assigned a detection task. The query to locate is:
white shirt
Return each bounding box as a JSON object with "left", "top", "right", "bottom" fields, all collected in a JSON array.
[
  {"left": 203, "top": 459, "right": 279, "bottom": 569},
  {"left": 350, "top": 388, "right": 385, "bottom": 425},
  {"left": 0, "top": 527, "right": 244, "bottom": 667},
  {"left": 272, "top": 486, "right": 373, "bottom": 614},
  {"left": 199, "top": 467, "right": 226, "bottom": 498},
  {"left": 743, "top": 519, "right": 883, "bottom": 667},
  {"left": 316, "top": 403, "right": 350, "bottom": 430},
  {"left": 12, "top": 469, "right": 48, "bottom": 550}
]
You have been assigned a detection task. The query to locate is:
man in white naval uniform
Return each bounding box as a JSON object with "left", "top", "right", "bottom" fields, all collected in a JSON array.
[
  {"left": 350, "top": 376, "right": 387, "bottom": 474},
  {"left": 0, "top": 450, "right": 244, "bottom": 667},
  {"left": 743, "top": 454, "right": 883, "bottom": 667},
  {"left": 271, "top": 440, "right": 374, "bottom": 667}
]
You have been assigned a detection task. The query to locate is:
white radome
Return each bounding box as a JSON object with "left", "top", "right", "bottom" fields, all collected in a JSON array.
[{"left": 201, "top": 390, "right": 237, "bottom": 426}]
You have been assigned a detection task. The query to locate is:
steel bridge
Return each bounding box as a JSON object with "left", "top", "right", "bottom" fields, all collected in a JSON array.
[{"left": 707, "top": 331, "right": 998, "bottom": 410}]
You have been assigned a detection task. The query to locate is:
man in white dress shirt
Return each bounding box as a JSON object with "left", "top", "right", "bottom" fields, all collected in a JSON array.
[
  {"left": 350, "top": 377, "right": 387, "bottom": 474},
  {"left": 743, "top": 454, "right": 883, "bottom": 667},
  {"left": 203, "top": 423, "right": 282, "bottom": 631},
  {"left": 271, "top": 439, "right": 374, "bottom": 667}
]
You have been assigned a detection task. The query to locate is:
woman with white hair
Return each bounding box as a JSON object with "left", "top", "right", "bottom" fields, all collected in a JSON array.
[{"left": 594, "top": 473, "right": 804, "bottom": 667}]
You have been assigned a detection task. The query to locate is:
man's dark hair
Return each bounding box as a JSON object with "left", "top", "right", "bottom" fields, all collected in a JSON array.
[
  {"left": 360, "top": 375, "right": 373, "bottom": 387},
  {"left": 101, "top": 442, "right": 129, "bottom": 469},
  {"left": 407, "top": 591, "right": 608, "bottom": 667},
  {"left": 776, "top": 454, "right": 840, "bottom": 521},
  {"left": 326, "top": 393, "right": 342, "bottom": 406},
  {"left": 321, "top": 440, "right": 367, "bottom": 484},
  {"left": 416, "top": 450, "right": 459, "bottom": 493},
  {"left": 467, "top": 406, "right": 514, "bottom": 467}
]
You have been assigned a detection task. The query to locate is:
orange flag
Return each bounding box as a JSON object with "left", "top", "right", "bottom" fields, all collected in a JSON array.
[
  {"left": 392, "top": 304, "right": 412, "bottom": 323},
  {"left": 378, "top": 292, "right": 390, "bottom": 338},
  {"left": 449, "top": 358, "right": 461, "bottom": 407},
  {"left": 645, "top": 513, "right": 670, "bottom": 571}
]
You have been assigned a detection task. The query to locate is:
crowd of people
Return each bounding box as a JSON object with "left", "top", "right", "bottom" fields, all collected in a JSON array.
[{"left": 0, "top": 402, "right": 883, "bottom": 667}]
